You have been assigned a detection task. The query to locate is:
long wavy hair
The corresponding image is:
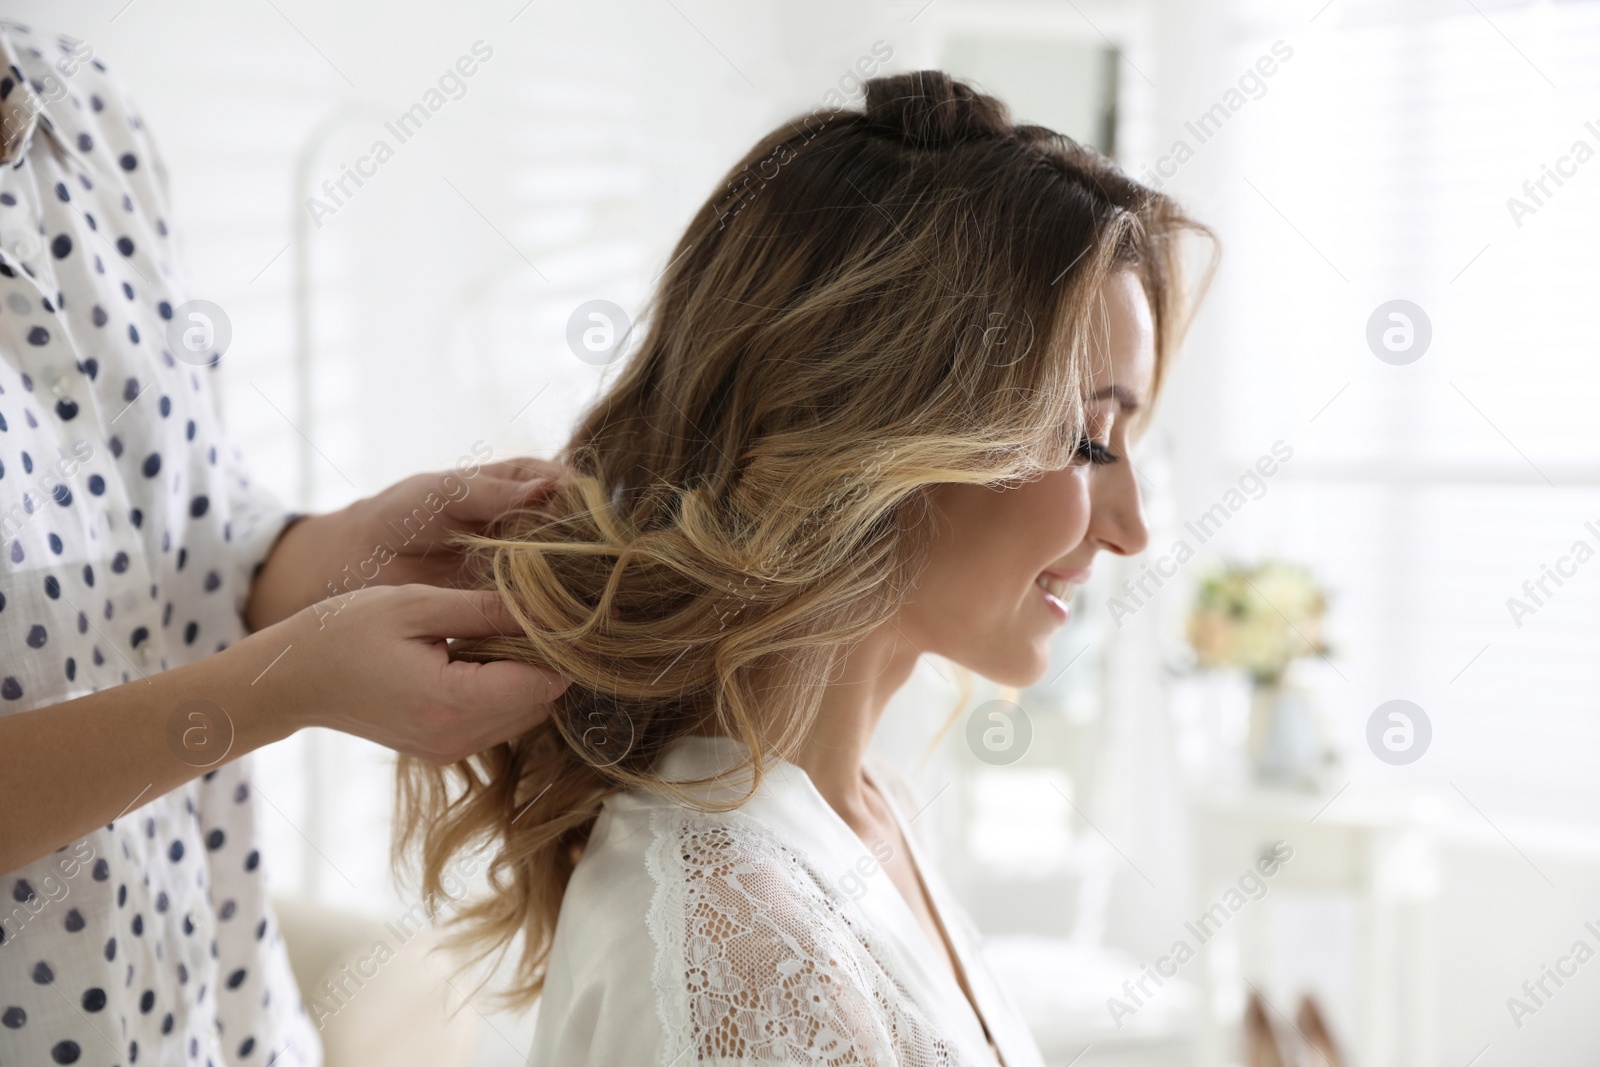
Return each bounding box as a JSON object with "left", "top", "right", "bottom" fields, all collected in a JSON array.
[{"left": 395, "top": 70, "right": 1214, "bottom": 1007}]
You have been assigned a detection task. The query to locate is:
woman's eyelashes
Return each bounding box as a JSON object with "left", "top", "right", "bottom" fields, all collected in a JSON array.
[{"left": 1074, "top": 435, "right": 1119, "bottom": 466}]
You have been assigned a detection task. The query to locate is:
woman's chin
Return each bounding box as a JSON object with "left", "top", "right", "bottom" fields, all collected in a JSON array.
[{"left": 958, "top": 644, "right": 1053, "bottom": 690}]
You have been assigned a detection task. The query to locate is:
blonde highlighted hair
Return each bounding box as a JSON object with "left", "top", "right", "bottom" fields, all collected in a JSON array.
[{"left": 395, "top": 70, "right": 1213, "bottom": 1007}]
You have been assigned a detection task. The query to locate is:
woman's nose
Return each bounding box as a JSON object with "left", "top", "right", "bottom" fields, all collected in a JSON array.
[{"left": 1093, "top": 471, "right": 1150, "bottom": 556}]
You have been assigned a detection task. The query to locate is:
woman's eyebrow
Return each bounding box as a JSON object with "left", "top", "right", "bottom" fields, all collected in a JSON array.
[{"left": 1092, "top": 384, "right": 1141, "bottom": 412}]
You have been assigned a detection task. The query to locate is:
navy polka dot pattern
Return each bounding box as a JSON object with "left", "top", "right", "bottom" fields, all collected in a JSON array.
[{"left": 0, "top": 22, "right": 318, "bottom": 1067}]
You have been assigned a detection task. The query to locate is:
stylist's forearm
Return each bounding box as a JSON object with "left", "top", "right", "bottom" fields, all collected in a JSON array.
[
  {"left": 0, "top": 640, "right": 296, "bottom": 874},
  {"left": 3, "top": 582, "right": 565, "bottom": 875}
]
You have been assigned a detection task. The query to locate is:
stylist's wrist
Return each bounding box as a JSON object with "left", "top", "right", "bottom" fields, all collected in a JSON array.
[
  {"left": 177, "top": 615, "right": 315, "bottom": 752},
  {"left": 243, "top": 509, "right": 358, "bottom": 633}
]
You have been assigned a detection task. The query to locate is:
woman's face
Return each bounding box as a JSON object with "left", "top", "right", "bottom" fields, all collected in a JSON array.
[{"left": 896, "top": 270, "right": 1155, "bottom": 687}]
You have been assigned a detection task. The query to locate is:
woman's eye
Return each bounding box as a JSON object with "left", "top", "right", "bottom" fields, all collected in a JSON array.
[{"left": 1073, "top": 436, "right": 1119, "bottom": 466}]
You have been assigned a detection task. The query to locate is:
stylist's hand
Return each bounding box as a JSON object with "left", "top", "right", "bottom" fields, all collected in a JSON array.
[
  {"left": 0, "top": 582, "right": 568, "bottom": 872},
  {"left": 245, "top": 456, "right": 568, "bottom": 631},
  {"left": 241, "top": 583, "right": 568, "bottom": 763}
]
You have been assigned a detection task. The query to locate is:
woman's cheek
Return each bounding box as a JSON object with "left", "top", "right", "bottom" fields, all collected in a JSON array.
[{"left": 1019, "top": 467, "right": 1092, "bottom": 554}]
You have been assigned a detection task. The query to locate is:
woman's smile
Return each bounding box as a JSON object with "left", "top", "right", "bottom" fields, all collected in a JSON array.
[{"left": 1035, "top": 567, "right": 1091, "bottom": 622}]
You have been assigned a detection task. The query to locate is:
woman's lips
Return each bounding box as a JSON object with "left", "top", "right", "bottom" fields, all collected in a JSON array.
[
  {"left": 1034, "top": 567, "right": 1091, "bottom": 621},
  {"left": 1035, "top": 573, "right": 1074, "bottom": 620}
]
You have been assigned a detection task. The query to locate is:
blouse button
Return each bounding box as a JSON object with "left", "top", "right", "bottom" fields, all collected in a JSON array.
[{"left": 4, "top": 230, "right": 41, "bottom": 263}]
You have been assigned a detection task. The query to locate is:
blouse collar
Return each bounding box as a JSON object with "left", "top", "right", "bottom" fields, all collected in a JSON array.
[{"left": 0, "top": 24, "right": 102, "bottom": 176}]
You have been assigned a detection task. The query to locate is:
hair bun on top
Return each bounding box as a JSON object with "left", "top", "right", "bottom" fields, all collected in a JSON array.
[{"left": 863, "top": 70, "right": 1012, "bottom": 149}]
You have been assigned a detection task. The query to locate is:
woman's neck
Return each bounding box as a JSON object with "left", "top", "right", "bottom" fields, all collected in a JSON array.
[{"left": 790, "top": 626, "right": 923, "bottom": 827}]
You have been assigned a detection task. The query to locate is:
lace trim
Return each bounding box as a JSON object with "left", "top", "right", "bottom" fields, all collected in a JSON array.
[{"left": 644, "top": 805, "right": 963, "bottom": 1067}]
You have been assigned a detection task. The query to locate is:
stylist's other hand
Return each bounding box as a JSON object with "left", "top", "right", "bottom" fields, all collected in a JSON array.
[
  {"left": 246, "top": 455, "right": 569, "bottom": 631},
  {"left": 345, "top": 456, "right": 568, "bottom": 588},
  {"left": 241, "top": 584, "right": 568, "bottom": 763}
]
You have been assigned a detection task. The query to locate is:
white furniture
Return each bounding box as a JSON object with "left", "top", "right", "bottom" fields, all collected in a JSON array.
[
  {"left": 273, "top": 895, "right": 481, "bottom": 1067},
  {"left": 984, "top": 935, "right": 1194, "bottom": 1066},
  {"left": 1188, "top": 781, "right": 1444, "bottom": 1067}
]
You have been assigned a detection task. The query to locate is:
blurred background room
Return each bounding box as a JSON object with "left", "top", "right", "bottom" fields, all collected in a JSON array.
[{"left": 13, "top": 0, "right": 1600, "bottom": 1063}]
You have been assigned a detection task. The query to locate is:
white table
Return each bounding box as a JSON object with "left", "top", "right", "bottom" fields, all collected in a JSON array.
[{"left": 1187, "top": 780, "right": 1445, "bottom": 1067}]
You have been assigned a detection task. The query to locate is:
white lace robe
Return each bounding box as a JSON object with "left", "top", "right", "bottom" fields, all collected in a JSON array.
[{"left": 530, "top": 736, "right": 1047, "bottom": 1067}]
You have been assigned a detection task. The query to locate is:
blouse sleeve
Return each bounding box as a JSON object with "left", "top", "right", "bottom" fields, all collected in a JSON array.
[{"left": 219, "top": 446, "right": 302, "bottom": 623}]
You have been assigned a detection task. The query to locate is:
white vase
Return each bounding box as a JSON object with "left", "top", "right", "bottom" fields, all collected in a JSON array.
[{"left": 1249, "top": 679, "right": 1328, "bottom": 790}]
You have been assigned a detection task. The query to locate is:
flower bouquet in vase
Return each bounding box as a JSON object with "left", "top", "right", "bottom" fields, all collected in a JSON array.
[{"left": 1186, "top": 560, "right": 1336, "bottom": 791}]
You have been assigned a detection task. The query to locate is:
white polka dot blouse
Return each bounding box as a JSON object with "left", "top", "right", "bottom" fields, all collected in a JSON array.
[{"left": 0, "top": 20, "right": 321, "bottom": 1067}]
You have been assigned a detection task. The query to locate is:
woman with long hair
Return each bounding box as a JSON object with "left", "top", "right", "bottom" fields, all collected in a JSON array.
[{"left": 397, "top": 70, "right": 1213, "bottom": 1065}]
